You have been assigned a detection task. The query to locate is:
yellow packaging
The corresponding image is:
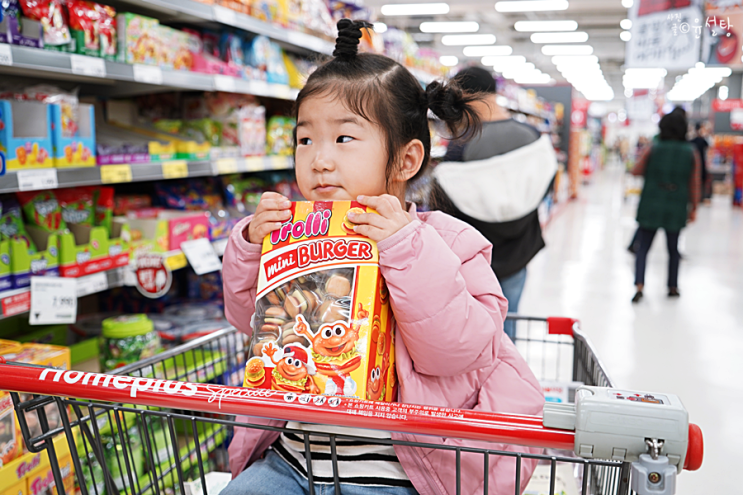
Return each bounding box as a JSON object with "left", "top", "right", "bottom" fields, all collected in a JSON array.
[
  {"left": 26, "top": 454, "right": 73, "bottom": 495},
  {"left": 244, "top": 201, "right": 396, "bottom": 402},
  {"left": 5, "top": 479, "right": 26, "bottom": 495},
  {"left": 0, "top": 434, "right": 68, "bottom": 494},
  {"left": 3, "top": 344, "right": 71, "bottom": 370},
  {"left": 0, "top": 392, "right": 23, "bottom": 467}
]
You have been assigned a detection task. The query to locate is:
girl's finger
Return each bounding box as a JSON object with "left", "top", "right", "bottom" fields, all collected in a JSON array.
[
  {"left": 353, "top": 224, "right": 386, "bottom": 242},
  {"left": 257, "top": 197, "right": 292, "bottom": 213},
  {"left": 357, "top": 195, "right": 396, "bottom": 218},
  {"left": 347, "top": 211, "right": 386, "bottom": 229},
  {"left": 255, "top": 209, "right": 292, "bottom": 224}
]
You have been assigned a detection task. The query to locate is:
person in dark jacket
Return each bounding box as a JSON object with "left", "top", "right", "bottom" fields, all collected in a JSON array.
[
  {"left": 432, "top": 67, "right": 558, "bottom": 340},
  {"left": 630, "top": 109, "right": 701, "bottom": 303},
  {"left": 691, "top": 122, "right": 711, "bottom": 203}
]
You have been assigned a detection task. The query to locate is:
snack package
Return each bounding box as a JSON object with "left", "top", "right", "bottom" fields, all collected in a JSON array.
[
  {"left": 19, "top": 0, "right": 71, "bottom": 50},
  {"left": 117, "top": 12, "right": 160, "bottom": 65},
  {"left": 56, "top": 187, "right": 94, "bottom": 226},
  {"left": 94, "top": 186, "right": 114, "bottom": 233},
  {"left": 97, "top": 3, "right": 116, "bottom": 59},
  {"left": 266, "top": 115, "right": 295, "bottom": 156},
  {"left": 67, "top": 0, "right": 101, "bottom": 56},
  {"left": 0, "top": 197, "right": 37, "bottom": 252},
  {"left": 244, "top": 201, "right": 396, "bottom": 401},
  {"left": 17, "top": 190, "right": 66, "bottom": 232}
]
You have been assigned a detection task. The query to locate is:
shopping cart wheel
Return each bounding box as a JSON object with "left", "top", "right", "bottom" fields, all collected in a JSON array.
[{"left": 684, "top": 423, "right": 703, "bottom": 471}]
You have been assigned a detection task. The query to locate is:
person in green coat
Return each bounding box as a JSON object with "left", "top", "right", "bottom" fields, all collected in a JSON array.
[{"left": 630, "top": 108, "right": 701, "bottom": 303}]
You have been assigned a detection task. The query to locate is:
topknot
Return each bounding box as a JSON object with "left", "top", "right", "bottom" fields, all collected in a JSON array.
[{"left": 333, "top": 19, "right": 372, "bottom": 59}]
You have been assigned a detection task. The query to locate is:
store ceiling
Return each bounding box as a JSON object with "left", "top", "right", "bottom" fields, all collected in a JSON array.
[{"left": 368, "top": 0, "right": 631, "bottom": 101}]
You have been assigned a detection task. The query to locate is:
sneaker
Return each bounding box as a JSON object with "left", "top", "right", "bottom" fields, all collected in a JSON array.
[{"left": 632, "top": 291, "right": 643, "bottom": 303}]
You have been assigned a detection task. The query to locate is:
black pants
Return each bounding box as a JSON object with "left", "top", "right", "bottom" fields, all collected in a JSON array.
[{"left": 634, "top": 228, "right": 681, "bottom": 288}]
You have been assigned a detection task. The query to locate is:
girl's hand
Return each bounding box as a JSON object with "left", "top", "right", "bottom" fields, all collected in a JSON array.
[
  {"left": 247, "top": 192, "right": 292, "bottom": 244},
  {"left": 349, "top": 195, "right": 411, "bottom": 242}
]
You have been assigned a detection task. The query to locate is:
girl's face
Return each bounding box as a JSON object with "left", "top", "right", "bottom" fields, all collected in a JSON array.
[{"left": 295, "top": 95, "right": 390, "bottom": 201}]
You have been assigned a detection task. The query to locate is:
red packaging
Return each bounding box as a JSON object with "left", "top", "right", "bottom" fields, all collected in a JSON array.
[
  {"left": 16, "top": 190, "right": 66, "bottom": 232},
  {"left": 97, "top": 4, "right": 117, "bottom": 59},
  {"left": 67, "top": 0, "right": 101, "bottom": 54},
  {"left": 114, "top": 195, "right": 152, "bottom": 216},
  {"left": 94, "top": 186, "right": 114, "bottom": 231},
  {"left": 19, "top": 0, "right": 72, "bottom": 47},
  {"left": 55, "top": 187, "right": 95, "bottom": 226}
]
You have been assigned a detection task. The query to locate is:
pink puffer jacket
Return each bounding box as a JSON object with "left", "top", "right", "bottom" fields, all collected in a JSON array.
[{"left": 223, "top": 203, "right": 545, "bottom": 495}]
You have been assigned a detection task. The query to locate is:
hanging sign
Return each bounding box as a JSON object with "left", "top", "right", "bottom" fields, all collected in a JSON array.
[
  {"left": 712, "top": 99, "right": 743, "bottom": 111},
  {"left": 134, "top": 253, "right": 172, "bottom": 299}
]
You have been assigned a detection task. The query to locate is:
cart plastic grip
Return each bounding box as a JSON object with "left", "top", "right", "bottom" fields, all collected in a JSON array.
[
  {"left": 547, "top": 317, "right": 578, "bottom": 336},
  {"left": 684, "top": 423, "right": 703, "bottom": 471}
]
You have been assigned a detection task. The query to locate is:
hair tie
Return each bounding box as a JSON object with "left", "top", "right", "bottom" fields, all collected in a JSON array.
[{"left": 333, "top": 19, "right": 372, "bottom": 59}]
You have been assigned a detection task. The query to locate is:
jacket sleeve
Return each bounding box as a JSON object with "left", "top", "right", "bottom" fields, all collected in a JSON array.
[
  {"left": 222, "top": 215, "right": 263, "bottom": 336},
  {"left": 378, "top": 219, "right": 508, "bottom": 377}
]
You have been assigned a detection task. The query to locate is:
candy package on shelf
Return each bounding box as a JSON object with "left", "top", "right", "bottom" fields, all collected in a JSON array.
[
  {"left": 67, "top": 0, "right": 101, "bottom": 56},
  {"left": 244, "top": 201, "right": 396, "bottom": 401},
  {"left": 19, "top": 0, "right": 71, "bottom": 50},
  {"left": 17, "top": 190, "right": 66, "bottom": 233},
  {"left": 266, "top": 115, "right": 295, "bottom": 156}
]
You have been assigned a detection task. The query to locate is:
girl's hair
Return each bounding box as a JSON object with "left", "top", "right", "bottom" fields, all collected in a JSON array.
[
  {"left": 659, "top": 107, "right": 688, "bottom": 141},
  {"left": 293, "top": 19, "right": 484, "bottom": 185}
]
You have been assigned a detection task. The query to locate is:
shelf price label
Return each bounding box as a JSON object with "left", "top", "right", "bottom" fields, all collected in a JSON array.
[
  {"left": 17, "top": 169, "right": 58, "bottom": 191},
  {"left": 181, "top": 238, "right": 222, "bottom": 275},
  {"left": 100, "top": 164, "right": 132, "bottom": 184},
  {"left": 214, "top": 75, "right": 237, "bottom": 93},
  {"left": 246, "top": 157, "right": 263, "bottom": 172},
  {"left": 0, "top": 44, "right": 12, "bottom": 66},
  {"left": 76, "top": 272, "right": 108, "bottom": 297},
  {"left": 214, "top": 158, "right": 238, "bottom": 175},
  {"left": 270, "top": 156, "right": 287, "bottom": 170},
  {"left": 162, "top": 160, "right": 189, "bottom": 179},
  {"left": 133, "top": 65, "right": 163, "bottom": 85},
  {"left": 30, "top": 277, "right": 77, "bottom": 325},
  {"left": 213, "top": 5, "right": 237, "bottom": 25},
  {"left": 70, "top": 54, "right": 106, "bottom": 78}
]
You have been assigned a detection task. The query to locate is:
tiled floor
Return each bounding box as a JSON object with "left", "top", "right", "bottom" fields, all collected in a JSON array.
[{"left": 520, "top": 162, "right": 743, "bottom": 494}]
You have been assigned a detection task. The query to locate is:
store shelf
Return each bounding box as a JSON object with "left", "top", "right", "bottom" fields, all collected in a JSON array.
[
  {"left": 114, "top": 0, "right": 334, "bottom": 56},
  {"left": 0, "top": 236, "right": 229, "bottom": 320},
  {"left": 0, "top": 44, "right": 299, "bottom": 99},
  {"left": 0, "top": 155, "right": 293, "bottom": 194}
]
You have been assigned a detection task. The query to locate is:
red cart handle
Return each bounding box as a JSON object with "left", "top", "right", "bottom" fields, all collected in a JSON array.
[
  {"left": 0, "top": 363, "right": 702, "bottom": 470},
  {"left": 547, "top": 317, "right": 579, "bottom": 336}
]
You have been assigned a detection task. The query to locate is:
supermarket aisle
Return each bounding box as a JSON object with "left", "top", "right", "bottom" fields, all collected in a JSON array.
[{"left": 520, "top": 164, "right": 743, "bottom": 493}]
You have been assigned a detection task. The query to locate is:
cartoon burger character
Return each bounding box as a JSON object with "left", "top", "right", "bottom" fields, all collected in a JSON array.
[
  {"left": 366, "top": 324, "right": 391, "bottom": 401},
  {"left": 293, "top": 307, "right": 367, "bottom": 397},
  {"left": 244, "top": 357, "right": 266, "bottom": 387},
  {"left": 263, "top": 342, "right": 320, "bottom": 394},
  {"left": 341, "top": 207, "right": 365, "bottom": 234}
]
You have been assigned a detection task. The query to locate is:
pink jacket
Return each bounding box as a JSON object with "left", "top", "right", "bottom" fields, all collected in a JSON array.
[{"left": 223, "top": 204, "right": 545, "bottom": 495}]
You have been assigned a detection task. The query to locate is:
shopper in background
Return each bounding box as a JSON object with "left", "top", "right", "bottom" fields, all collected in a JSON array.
[
  {"left": 221, "top": 20, "right": 544, "bottom": 495},
  {"left": 691, "top": 122, "right": 711, "bottom": 204},
  {"left": 431, "top": 66, "right": 558, "bottom": 341},
  {"left": 630, "top": 108, "right": 701, "bottom": 303}
]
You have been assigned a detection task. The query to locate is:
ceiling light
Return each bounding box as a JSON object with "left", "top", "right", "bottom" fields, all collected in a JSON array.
[
  {"left": 623, "top": 68, "right": 667, "bottom": 89},
  {"left": 373, "top": 22, "right": 388, "bottom": 33},
  {"left": 515, "top": 20, "right": 578, "bottom": 32},
  {"left": 439, "top": 55, "right": 459, "bottom": 66},
  {"left": 625, "top": 68, "right": 667, "bottom": 77},
  {"left": 515, "top": 73, "right": 553, "bottom": 84},
  {"left": 380, "top": 2, "right": 449, "bottom": 16},
  {"left": 442, "top": 34, "right": 496, "bottom": 46},
  {"left": 481, "top": 55, "right": 526, "bottom": 66},
  {"left": 530, "top": 32, "right": 588, "bottom": 43},
  {"left": 420, "top": 21, "right": 479, "bottom": 33},
  {"left": 541, "top": 44, "right": 593, "bottom": 55},
  {"left": 464, "top": 45, "right": 513, "bottom": 56},
  {"left": 495, "top": 0, "right": 568, "bottom": 12},
  {"left": 620, "top": 31, "right": 632, "bottom": 41},
  {"left": 621, "top": 0, "right": 633, "bottom": 7},
  {"left": 551, "top": 55, "right": 598, "bottom": 65},
  {"left": 620, "top": 19, "right": 632, "bottom": 30}
]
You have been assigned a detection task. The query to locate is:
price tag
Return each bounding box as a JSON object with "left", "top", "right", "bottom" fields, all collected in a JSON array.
[
  {"left": 214, "top": 75, "right": 236, "bottom": 93},
  {"left": 165, "top": 251, "right": 188, "bottom": 271},
  {"left": 100, "top": 164, "right": 132, "bottom": 183},
  {"left": 0, "top": 44, "right": 12, "bottom": 66},
  {"left": 70, "top": 54, "right": 106, "bottom": 78},
  {"left": 215, "top": 158, "right": 238, "bottom": 174},
  {"left": 30, "top": 277, "right": 77, "bottom": 325},
  {"left": 162, "top": 160, "right": 188, "bottom": 179},
  {"left": 213, "top": 5, "right": 237, "bottom": 25},
  {"left": 270, "top": 156, "right": 287, "bottom": 170},
  {"left": 181, "top": 238, "right": 222, "bottom": 275},
  {"left": 17, "top": 169, "right": 58, "bottom": 191},
  {"left": 76, "top": 271, "right": 108, "bottom": 297},
  {"left": 133, "top": 64, "right": 163, "bottom": 85},
  {"left": 245, "top": 157, "right": 263, "bottom": 172},
  {"left": 212, "top": 238, "right": 228, "bottom": 257}
]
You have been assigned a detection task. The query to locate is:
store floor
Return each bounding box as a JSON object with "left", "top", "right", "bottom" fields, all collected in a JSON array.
[{"left": 520, "top": 162, "right": 742, "bottom": 493}]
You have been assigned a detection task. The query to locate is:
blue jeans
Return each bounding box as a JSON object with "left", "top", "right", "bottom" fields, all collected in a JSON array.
[
  {"left": 500, "top": 268, "right": 527, "bottom": 341},
  {"left": 221, "top": 450, "right": 419, "bottom": 495},
  {"left": 634, "top": 228, "right": 681, "bottom": 288}
]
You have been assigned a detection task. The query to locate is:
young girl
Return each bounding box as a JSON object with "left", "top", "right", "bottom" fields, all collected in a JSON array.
[{"left": 221, "top": 19, "right": 544, "bottom": 495}]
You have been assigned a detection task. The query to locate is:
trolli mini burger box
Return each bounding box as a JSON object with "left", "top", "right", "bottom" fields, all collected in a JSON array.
[{"left": 243, "top": 201, "right": 397, "bottom": 402}]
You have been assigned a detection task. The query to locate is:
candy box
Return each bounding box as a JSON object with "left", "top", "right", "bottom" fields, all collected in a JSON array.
[
  {"left": 129, "top": 211, "right": 210, "bottom": 254},
  {"left": 0, "top": 391, "right": 23, "bottom": 468},
  {"left": 0, "top": 100, "right": 54, "bottom": 170},
  {"left": 4, "top": 0, "right": 44, "bottom": 48},
  {"left": 58, "top": 221, "right": 131, "bottom": 277},
  {"left": 50, "top": 103, "right": 96, "bottom": 167},
  {"left": 116, "top": 12, "right": 160, "bottom": 65},
  {"left": 9, "top": 227, "right": 59, "bottom": 289},
  {"left": 26, "top": 454, "right": 73, "bottom": 495},
  {"left": 244, "top": 201, "right": 397, "bottom": 401}
]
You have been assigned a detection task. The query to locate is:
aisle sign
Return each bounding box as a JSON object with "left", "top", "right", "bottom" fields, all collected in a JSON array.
[
  {"left": 134, "top": 253, "right": 172, "bottom": 299},
  {"left": 17, "top": 169, "right": 58, "bottom": 191},
  {"left": 162, "top": 160, "right": 189, "bottom": 179},
  {"left": 712, "top": 99, "right": 743, "bottom": 111},
  {"left": 0, "top": 44, "right": 12, "bottom": 66},
  {"left": 29, "top": 277, "right": 77, "bottom": 325},
  {"left": 181, "top": 238, "right": 222, "bottom": 275},
  {"left": 70, "top": 54, "right": 106, "bottom": 78},
  {"left": 133, "top": 65, "right": 163, "bottom": 85},
  {"left": 100, "top": 164, "right": 132, "bottom": 183},
  {"left": 625, "top": 4, "right": 702, "bottom": 69}
]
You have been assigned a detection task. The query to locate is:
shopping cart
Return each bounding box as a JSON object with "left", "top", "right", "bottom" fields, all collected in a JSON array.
[{"left": 1, "top": 315, "right": 703, "bottom": 495}]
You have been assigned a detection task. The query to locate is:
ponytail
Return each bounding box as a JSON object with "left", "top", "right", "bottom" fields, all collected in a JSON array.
[{"left": 425, "top": 79, "right": 483, "bottom": 140}]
